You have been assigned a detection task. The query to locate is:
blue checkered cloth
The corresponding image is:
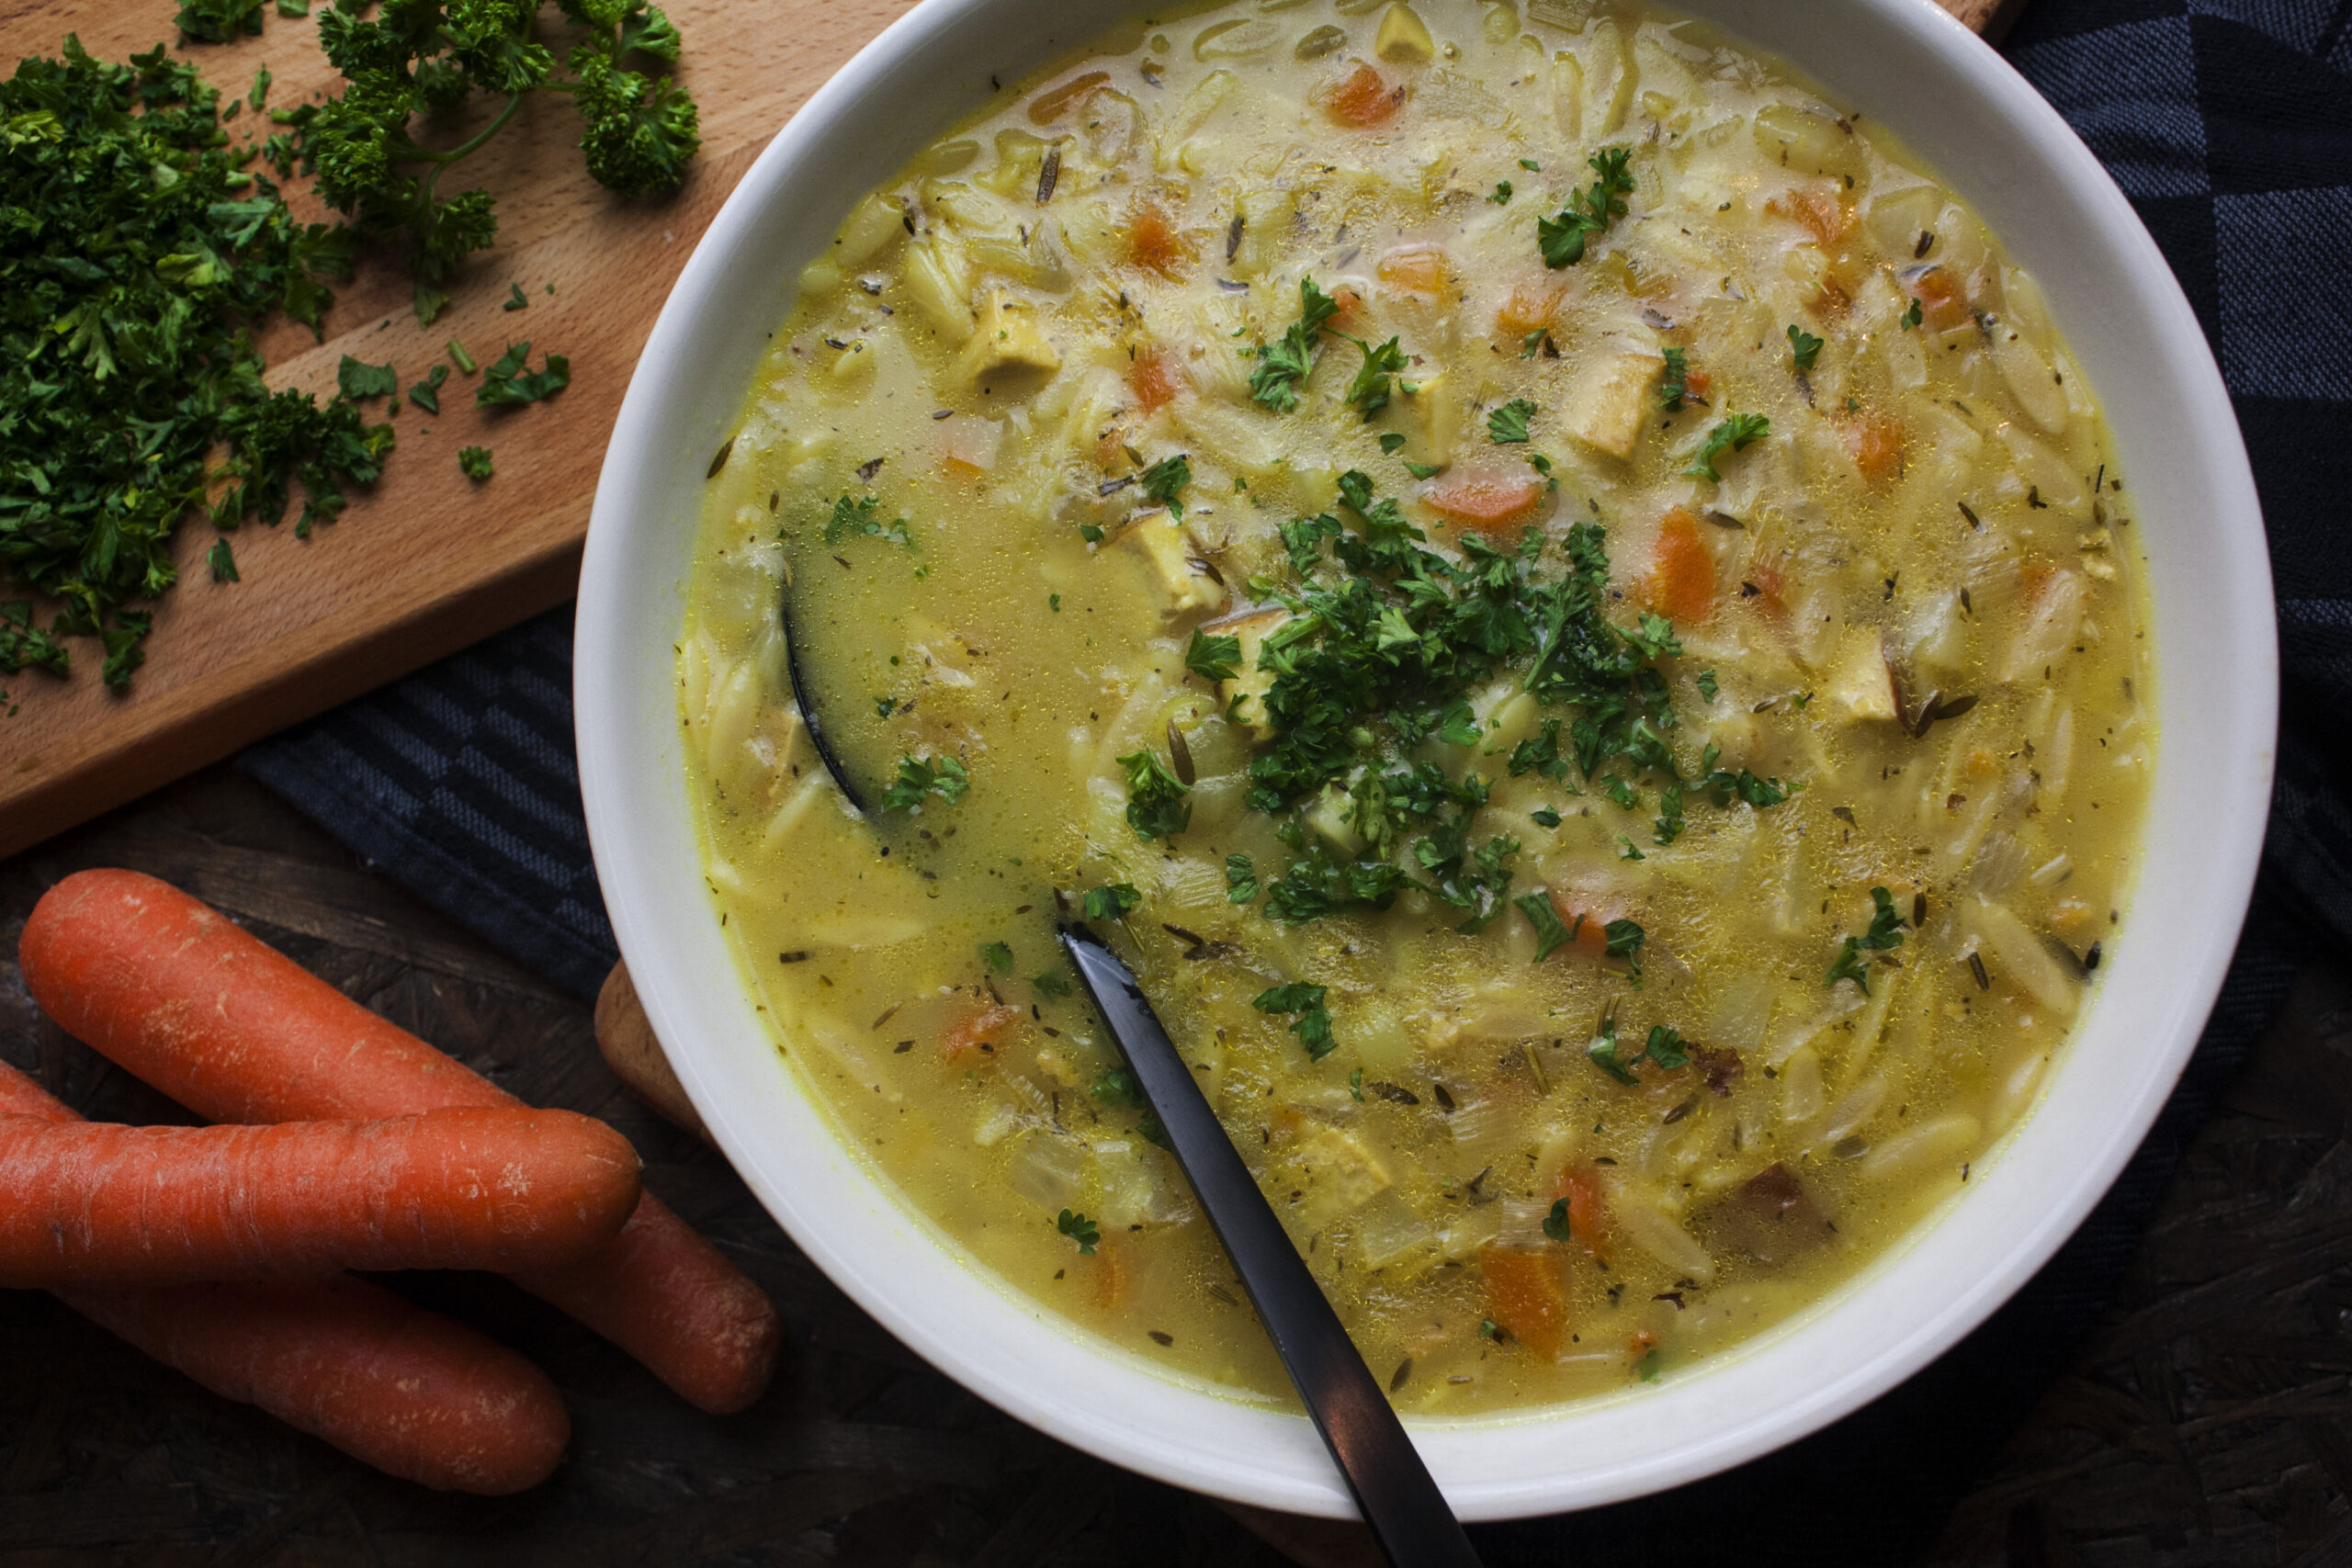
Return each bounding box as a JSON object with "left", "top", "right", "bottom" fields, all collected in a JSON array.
[{"left": 242, "top": 0, "right": 2349, "bottom": 1553}]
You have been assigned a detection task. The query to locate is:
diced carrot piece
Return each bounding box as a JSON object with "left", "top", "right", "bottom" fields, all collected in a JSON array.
[
  {"left": 1540, "top": 892, "right": 1611, "bottom": 962},
  {"left": 1849, "top": 413, "right": 1904, "bottom": 486},
  {"left": 1329, "top": 285, "right": 1365, "bottom": 326},
  {"left": 1029, "top": 71, "right": 1109, "bottom": 126},
  {"left": 1421, "top": 469, "right": 1545, "bottom": 534},
  {"left": 1480, "top": 1247, "right": 1568, "bottom": 1359},
  {"left": 1377, "top": 245, "right": 1448, "bottom": 297},
  {"left": 939, "top": 413, "right": 1001, "bottom": 474},
  {"left": 1129, "top": 204, "right": 1189, "bottom": 277},
  {"left": 1808, "top": 269, "right": 1853, "bottom": 319},
  {"left": 1129, "top": 349, "right": 1182, "bottom": 415},
  {"left": 1552, "top": 1163, "right": 1610, "bottom": 1260},
  {"left": 1496, "top": 276, "right": 1566, "bottom": 337},
  {"left": 1091, "top": 1238, "right": 1126, "bottom": 1311},
  {"left": 941, "top": 1003, "right": 1019, "bottom": 1062},
  {"left": 1639, "top": 506, "right": 1714, "bottom": 626},
  {"left": 1740, "top": 556, "right": 1788, "bottom": 622},
  {"left": 1766, "top": 189, "right": 1853, "bottom": 249},
  {"left": 1682, "top": 368, "right": 1712, "bottom": 400},
  {"left": 1629, "top": 1327, "right": 1659, "bottom": 1358},
  {"left": 1911, "top": 267, "right": 1970, "bottom": 332},
  {"left": 1324, "top": 62, "right": 1401, "bottom": 128}
]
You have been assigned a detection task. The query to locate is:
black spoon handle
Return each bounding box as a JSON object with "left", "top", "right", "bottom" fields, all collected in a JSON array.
[
  {"left": 779, "top": 581, "right": 870, "bottom": 816},
  {"left": 1058, "top": 928, "right": 1482, "bottom": 1568}
]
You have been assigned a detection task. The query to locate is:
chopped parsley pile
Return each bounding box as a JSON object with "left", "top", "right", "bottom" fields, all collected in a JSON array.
[{"left": 0, "top": 3, "right": 696, "bottom": 688}]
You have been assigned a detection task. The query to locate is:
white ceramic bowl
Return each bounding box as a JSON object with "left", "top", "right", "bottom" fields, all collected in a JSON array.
[{"left": 577, "top": 0, "right": 2275, "bottom": 1519}]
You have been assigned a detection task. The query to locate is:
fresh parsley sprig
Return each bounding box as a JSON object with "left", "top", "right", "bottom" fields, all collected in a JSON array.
[
  {"left": 1826, "top": 886, "right": 1906, "bottom": 993},
  {"left": 1250, "top": 276, "right": 1340, "bottom": 412},
  {"left": 1253, "top": 982, "right": 1338, "bottom": 1060},
  {"left": 1787, "top": 324, "right": 1824, "bottom": 371},
  {"left": 1487, "top": 398, "right": 1537, "bottom": 445},
  {"left": 1684, "top": 412, "right": 1770, "bottom": 483},
  {"left": 879, "top": 752, "right": 968, "bottom": 812},
  {"left": 1538, "top": 146, "right": 1634, "bottom": 268},
  {"left": 1116, "top": 749, "right": 1192, "bottom": 840}
]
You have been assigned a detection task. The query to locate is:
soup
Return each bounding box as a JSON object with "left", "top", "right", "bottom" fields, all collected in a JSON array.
[{"left": 678, "top": 0, "right": 2151, "bottom": 1412}]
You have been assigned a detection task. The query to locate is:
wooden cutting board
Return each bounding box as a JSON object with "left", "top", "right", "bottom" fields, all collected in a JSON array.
[
  {"left": 0, "top": 0, "right": 2003, "bottom": 862},
  {"left": 0, "top": 0, "right": 917, "bottom": 859}
]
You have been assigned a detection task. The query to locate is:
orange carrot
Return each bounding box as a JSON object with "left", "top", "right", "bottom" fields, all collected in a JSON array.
[
  {"left": 18, "top": 870, "right": 781, "bottom": 1416},
  {"left": 941, "top": 1001, "right": 1021, "bottom": 1062},
  {"left": 1376, "top": 245, "right": 1448, "bottom": 297},
  {"left": 1128, "top": 348, "right": 1183, "bottom": 416},
  {"left": 1421, "top": 468, "right": 1546, "bottom": 534},
  {"left": 1480, "top": 1247, "right": 1568, "bottom": 1359},
  {"left": 1765, "top": 188, "right": 1852, "bottom": 249},
  {"left": 0, "top": 1105, "right": 639, "bottom": 1288},
  {"left": 1849, "top": 412, "right": 1905, "bottom": 486},
  {"left": 1128, "top": 204, "right": 1190, "bottom": 277},
  {"left": 1540, "top": 891, "right": 1612, "bottom": 964},
  {"left": 1323, "top": 62, "right": 1400, "bottom": 127},
  {"left": 1551, "top": 1162, "right": 1610, "bottom": 1260},
  {"left": 1640, "top": 506, "right": 1716, "bottom": 625},
  {"left": 1910, "top": 266, "right": 1970, "bottom": 332},
  {"left": 1496, "top": 276, "right": 1566, "bottom": 337},
  {"left": 0, "top": 1060, "right": 565, "bottom": 1494}
]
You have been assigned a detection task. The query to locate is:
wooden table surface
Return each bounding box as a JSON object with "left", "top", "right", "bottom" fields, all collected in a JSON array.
[{"left": 3, "top": 767, "right": 2347, "bottom": 1566}]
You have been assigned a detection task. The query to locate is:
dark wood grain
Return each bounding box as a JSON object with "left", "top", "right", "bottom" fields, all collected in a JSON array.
[{"left": 6, "top": 770, "right": 2349, "bottom": 1564}]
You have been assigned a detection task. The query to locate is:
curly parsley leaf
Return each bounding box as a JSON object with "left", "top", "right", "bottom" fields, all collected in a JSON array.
[
  {"left": 337, "top": 355, "right": 397, "bottom": 400},
  {"left": 1603, "top": 917, "right": 1646, "bottom": 983},
  {"left": 1226, "top": 852, "right": 1259, "bottom": 905},
  {"left": 1056, "top": 1208, "right": 1100, "bottom": 1255},
  {"left": 821, "top": 492, "right": 911, "bottom": 548},
  {"left": 880, "top": 752, "right": 968, "bottom": 812},
  {"left": 1343, "top": 334, "right": 1410, "bottom": 418},
  {"left": 458, "top": 445, "right": 494, "bottom": 479},
  {"left": 1538, "top": 146, "right": 1634, "bottom": 268},
  {"left": 1684, "top": 412, "right": 1770, "bottom": 483},
  {"left": 1786, "top": 323, "right": 1824, "bottom": 371},
  {"left": 1139, "top": 453, "right": 1191, "bottom": 519},
  {"left": 1658, "top": 345, "right": 1690, "bottom": 412},
  {"left": 1081, "top": 882, "right": 1143, "bottom": 921},
  {"left": 1253, "top": 981, "right": 1337, "bottom": 1060},
  {"left": 1514, "top": 892, "right": 1579, "bottom": 962},
  {"left": 1186, "top": 628, "right": 1242, "bottom": 683},
  {"left": 1487, "top": 398, "right": 1537, "bottom": 445},
  {"left": 1117, "top": 749, "right": 1193, "bottom": 840},
  {"left": 1250, "top": 276, "right": 1340, "bottom": 412},
  {"left": 1826, "top": 886, "right": 1906, "bottom": 993},
  {"left": 476, "top": 341, "right": 571, "bottom": 407},
  {"left": 408, "top": 363, "right": 450, "bottom": 413}
]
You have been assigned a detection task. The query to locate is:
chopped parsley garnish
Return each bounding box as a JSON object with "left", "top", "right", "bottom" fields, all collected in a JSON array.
[
  {"left": 1186, "top": 628, "right": 1243, "bottom": 682},
  {"left": 1603, "top": 918, "right": 1646, "bottom": 983},
  {"left": 880, "top": 752, "right": 968, "bottom": 812},
  {"left": 1514, "top": 892, "right": 1578, "bottom": 961},
  {"left": 821, "top": 492, "right": 911, "bottom": 548},
  {"left": 1826, "top": 885, "right": 1906, "bottom": 993},
  {"left": 1697, "top": 669, "right": 1718, "bottom": 703},
  {"left": 1403, "top": 459, "right": 1442, "bottom": 480},
  {"left": 458, "top": 446, "right": 494, "bottom": 480},
  {"left": 1049, "top": 592, "right": 1061, "bottom": 612},
  {"left": 1538, "top": 146, "right": 1634, "bottom": 268},
  {"left": 1684, "top": 412, "right": 1770, "bottom": 483},
  {"left": 1226, "top": 852, "right": 1260, "bottom": 904},
  {"left": 1658, "top": 346, "right": 1690, "bottom": 412},
  {"left": 1253, "top": 982, "right": 1338, "bottom": 1060},
  {"left": 1379, "top": 432, "right": 1408, "bottom": 455},
  {"left": 476, "top": 341, "right": 571, "bottom": 406},
  {"left": 1032, "top": 971, "right": 1073, "bottom": 1000},
  {"left": 1250, "top": 276, "right": 1340, "bottom": 412},
  {"left": 1139, "top": 453, "right": 1191, "bottom": 518},
  {"left": 503, "top": 281, "right": 530, "bottom": 311},
  {"left": 408, "top": 364, "right": 450, "bottom": 413},
  {"left": 1092, "top": 1067, "right": 1143, "bottom": 1107},
  {"left": 1542, "top": 1198, "right": 1574, "bottom": 1243},
  {"left": 1080, "top": 882, "right": 1143, "bottom": 921},
  {"left": 1530, "top": 806, "right": 1562, "bottom": 829},
  {"left": 1899, "top": 296, "right": 1924, "bottom": 331},
  {"left": 1617, "top": 835, "right": 1645, "bottom": 861},
  {"left": 1652, "top": 781, "right": 1686, "bottom": 846},
  {"left": 1117, "top": 749, "right": 1193, "bottom": 840},
  {"left": 1589, "top": 1019, "right": 1684, "bottom": 1085},
  {"left": 208, "top": 540, "right": 240, "bottom": 583},
  {"left": 1056, "top": 1208, "right": 1101, "bottom": 1254},
  {"left": 1602, "top": 774, "right": 1640, "bottom": 810},
  {"left": 1343, "top": 335, "right": 1410, "bottom": 418},
  {"left": 1489, "top": 179, "right": 1513, "bottom": 205},
  {"left": 295, "top": 0, "right": 698, "bottom": 324},
  {"left": 1350, "top": 1066, "right": 1365, "bottom": 1101},
  {"left": 338, "top": 356, "right": 397, "bottom": 400},
  {"left": 874, "top": 694, "right": 897, "bottom": 718},
  {"left": 979, "top": 941, "right": 1014, "bottom": 974},
  {"left": 1786, "top": 323, "right": 1824, "bottom": 370},
  {"left": 1487, "top": 398, "right": 1537, "bottom": 445}
]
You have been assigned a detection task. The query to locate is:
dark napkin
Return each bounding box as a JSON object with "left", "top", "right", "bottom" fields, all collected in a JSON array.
[{"left": 242, "top": 0, "right": 2351, "bottom": 1555}]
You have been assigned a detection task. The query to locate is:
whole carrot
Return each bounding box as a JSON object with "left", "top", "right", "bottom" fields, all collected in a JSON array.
[
  {"left": 20, "top": 869, "right": 781, "bottom": 1415},
  {"left": 0, "top": 1061, "right": 568, "bottom": 1494},
  {"left": 0, "top": 1105, "right": 642, "bottom": 1287}
]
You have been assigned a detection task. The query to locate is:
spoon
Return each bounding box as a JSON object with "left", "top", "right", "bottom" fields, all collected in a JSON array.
[
  {"left": 780, "top": 586, "right": 871, "bottom": 816},
  {"left": 1059, "top": 926, "right": 1484, "bottom": 1568}
]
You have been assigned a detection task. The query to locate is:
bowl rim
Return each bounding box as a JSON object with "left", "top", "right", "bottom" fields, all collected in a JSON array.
[{"left": 577, "top": 0, "right": 2278, "bottom": 1519}]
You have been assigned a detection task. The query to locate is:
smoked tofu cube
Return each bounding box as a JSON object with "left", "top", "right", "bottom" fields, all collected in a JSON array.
[
  {"left": 956, "top": 288, "right": 1061, "bottom": 384},
  {"left": 1214, "top": 607, "right": 1288, "bottom": 739},
  {"left": 1121, "top": 515, "right": 1225, "bottom": 616},
  {"left": 1287, "top": 1124, "right": 1392, "bottom": 1221},
  {"left": 1561, "top": 343, "right": 1664, "bottom": 460},
  {"left": 1824, "top": 631, "right": 1900, "bottom": 723}
]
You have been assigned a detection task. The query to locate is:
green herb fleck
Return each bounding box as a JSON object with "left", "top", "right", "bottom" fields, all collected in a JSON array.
[
  {"left": 1697, "top": 669, "right": 1718, "bottom": 703},
  {"left": 1081, "top": 883, "right": 1143, "bottom": 921},
  {"left": 1514, "top": 892, "right": 1578, "bottom": 961},
  {"left": 1684, "top": 412, "right": 1770, "bottom": 483},
  {"left": 1899, "top": 296, "right": 1923, "bottom": 331},
  {"left": 1343, "top": 335, "right": 1410, "bottom": 418},
  {"left": 1057, "top": 1209, "right": 1101, "bottom": 1255},
  {"left": 1140, "top": 452, "right": 1191, "bottom": 518},
  {"left": 458, "top": 446, "right": 494, "bottom": 480},
  {"left": 1826, "top": 885, "right": 1906, "bottom": 993},
  {"left": 979, "top": 941, "right": 1014, "bottom": 974},
  {"left": 476, "top": 341, "right": 570, "bottom": 406},
  {"left": 1253, "top": 982, "right": 1337, "bottom": 1060},
  {"left": 1538, "top": 146, "right": 1634, "bottom": 268},
  {"left": 880, "top": 752, "right": 969, "bottom": 812},
  {"left": 1117, "top": 749, "right": 1193, "bottom": 840},
  {"left": 1033, "top": 971, "right": 1074, "bottom": 1000},
  {"left": 208, "top": 539, "right": 240, "bottom": 583},
  {"left": 1250, "top": 276, "right": 1340, "bottom": 412},
  {"left": 408, "top": 363, "right": 450, "bottom": 414},
  {"left": 1226, "top": 852, "right": 1259, "bottom": 905},
  {"left": 1489, "top": 179, "right": 1513, "bottom": 205},
  {"left": 338, "top": 356, "right": 397, "bottom": 401},
  {"left": 1787, "top": 323, "right": 1824, "bottom": 370},
  {"left": 503, "top": 282, "right": 529, "bottom": 311},
  {"left": 1530, "top": 806, "right": 1562, "bottom": 829},
  {"left": 1658, "top": 346, "right": 1690, "bottom": 412},
  {"left": 1487, "top": 398, "right": 1537, "bottom": 445}
]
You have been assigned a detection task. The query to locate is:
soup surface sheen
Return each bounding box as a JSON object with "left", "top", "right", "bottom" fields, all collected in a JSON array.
[{"left": 681, "top": 0, "right": 2153, "bottom": 1413}]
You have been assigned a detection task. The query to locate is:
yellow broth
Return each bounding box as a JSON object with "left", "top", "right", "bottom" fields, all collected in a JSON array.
[{"left": 678, "top": 0, "right": 2154, "bottom": 1412}]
